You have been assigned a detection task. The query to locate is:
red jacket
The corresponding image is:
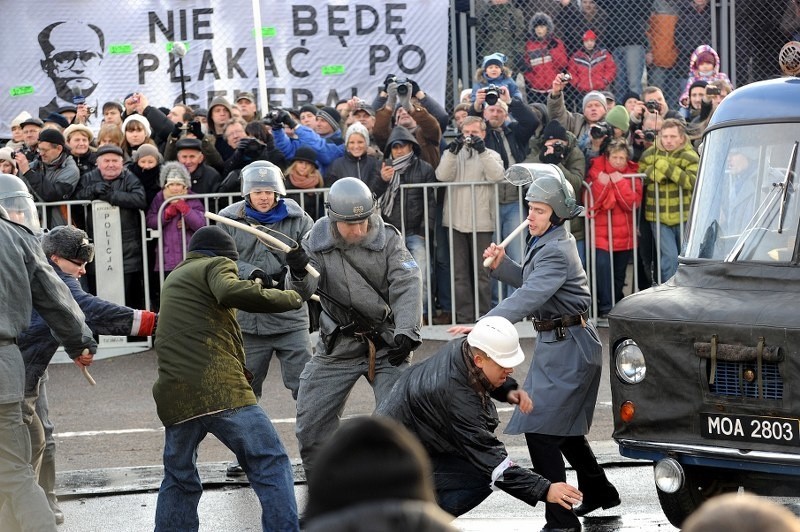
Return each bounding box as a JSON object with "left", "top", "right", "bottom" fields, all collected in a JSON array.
[
  {"left": 523, "top": 37, "right": 568, "bottom": 92},
  {"left": 568, "top": 48, "right": 617, "bottom": 93},
  {"left": 585, "top": 156, "right": 642, "bottom": 252}
]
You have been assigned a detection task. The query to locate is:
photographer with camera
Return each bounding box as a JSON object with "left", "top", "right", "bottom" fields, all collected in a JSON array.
[
  {"left": 436, "top": 116, "right": 505, "bottom": 324},
  {"left": 627, "top": 86, "right": 682, "bottom": 134},
  {"left": 373, "top": 75, "right": 446, "bottom": 169},
  {"left": 271, "top": 106, "right": 347, "bottom": 177},
  {"left": 121, "top": 92, "right": 174, "bottom": 149},
  {"left": 470, "top": 53, "right": 523, "bottom": 104}
]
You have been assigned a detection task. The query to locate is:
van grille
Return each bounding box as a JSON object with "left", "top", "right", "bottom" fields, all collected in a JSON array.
[{"left": 709, "top": 361, "right": 783, "bottom": 400}]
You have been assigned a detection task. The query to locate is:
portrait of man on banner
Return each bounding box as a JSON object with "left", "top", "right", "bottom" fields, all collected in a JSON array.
[{"left": 37, "top": 20, "right": 105, "bottom": 120}]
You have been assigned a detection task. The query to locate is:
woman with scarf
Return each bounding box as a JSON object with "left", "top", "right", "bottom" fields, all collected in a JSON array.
[
  {"left": 284, "top": 146, "right": 325, "bottom": 220},
  {"left": 216, "top": 161, "right": 314, "bottom": 474}
]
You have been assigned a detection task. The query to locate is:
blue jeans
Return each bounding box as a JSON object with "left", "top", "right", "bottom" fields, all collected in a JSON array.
[
  {"left": 431, "top": 454, "right": 491, "bottom": 517},
  {"left": 650, "top": 222, "right": 682, "bottom": 283},
  {"left": 405, "top": 234, "right": 429, "bottom": 313},
  {"left": 154, "top": 405, "right": 298, "bottom": 532},
  {"left": 493, "top": 202, "right": 525, "bottom": 303},
  {"left": 613, "top": 45, "right": 646, "bottom": 101}
]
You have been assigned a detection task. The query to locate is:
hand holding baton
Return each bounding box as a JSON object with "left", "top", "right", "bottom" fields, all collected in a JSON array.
[
  {"left": 482, "top": 219, "right": 529, "bottom": 268},
  {"left": 204, "top": 212, "right": 320, "bottom": 278}
]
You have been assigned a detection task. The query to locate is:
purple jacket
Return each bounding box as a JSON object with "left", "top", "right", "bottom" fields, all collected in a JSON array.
[{"left": 146, "top": 190, "right": 207, "bottom": 271}]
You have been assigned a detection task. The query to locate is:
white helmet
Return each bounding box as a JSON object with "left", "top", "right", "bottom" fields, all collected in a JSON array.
[{"left": 467, "top": 316, "right": 525, "bottom": 368}]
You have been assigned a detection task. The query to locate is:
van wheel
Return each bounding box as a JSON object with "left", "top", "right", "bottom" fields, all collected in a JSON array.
[{"left": 655, "top": 465, "right": 734, "bottom": 528}]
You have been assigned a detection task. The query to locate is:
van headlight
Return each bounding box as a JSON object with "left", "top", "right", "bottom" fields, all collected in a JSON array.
[{"left": 615, "top": 339, "right": 646, "bottom": 384}]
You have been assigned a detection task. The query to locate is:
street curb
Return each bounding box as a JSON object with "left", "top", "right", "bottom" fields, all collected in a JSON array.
[{"left": 57, "top": 440, "right": 647, "bottom": 499}]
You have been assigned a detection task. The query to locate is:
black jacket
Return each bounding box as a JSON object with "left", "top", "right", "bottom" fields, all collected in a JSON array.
[
  {"left": 377, "top": 338, "right": 551, "bottom": 506},
  {"left": 324, "top": 151, "right": 382, "bottom": 188}
]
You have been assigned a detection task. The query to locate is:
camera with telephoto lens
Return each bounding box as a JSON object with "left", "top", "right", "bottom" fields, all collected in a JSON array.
[
  {"left": 590, "top": 121, "right": 613, "bottom": 139},
  {"left": 262, "top": 109, "right": 282, "bottom": 127},
  {"left": 645, "top": 99, "right": 661, "bottom": 113},
  {"left": 395, "top": 78, "right": 410, "bottom": 96},
  {"left": 643, "top": 129, "right": 657, "bottom": 142},
  {"left": 484, "top": 84, "right": 500, "bottom": 106}
]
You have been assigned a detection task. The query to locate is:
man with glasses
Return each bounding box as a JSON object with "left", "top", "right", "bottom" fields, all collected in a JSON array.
[
  {"left": 15, "top": 128, "right": 79, "bottom": 228},
  {"left": 37, "top": 21, "right": 104, "bottom": 121}
]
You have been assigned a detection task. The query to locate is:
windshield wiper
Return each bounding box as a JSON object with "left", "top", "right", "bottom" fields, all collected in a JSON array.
[{"left": 777, "top": 141, "right": 798, "bottom": 234}]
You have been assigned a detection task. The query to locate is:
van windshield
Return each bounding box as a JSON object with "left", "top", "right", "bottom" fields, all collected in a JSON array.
[{"left": 684, "top": 124, "right": 800, "bottom": 262}]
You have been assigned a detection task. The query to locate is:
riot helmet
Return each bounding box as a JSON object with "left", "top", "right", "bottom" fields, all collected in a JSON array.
[
  {"left": 519, "top": 164, "right": 583, "bottom": 222},
  {"left": 325, "top": 177, "right": 377, "bottom": 222},
  {"left": 241, "top": 160, "right": 287, "bottom": 197},
  {"left": 0, "top": 173, "right": 41, "bottom": 234}
]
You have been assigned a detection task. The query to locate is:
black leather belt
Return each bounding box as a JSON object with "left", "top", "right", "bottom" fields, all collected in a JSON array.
[
  {"left": 0, "top": 338, "right": 16, "bottom": 347},
  {"left": 533, "top": 312, "right": 588, "bottom": 332}
]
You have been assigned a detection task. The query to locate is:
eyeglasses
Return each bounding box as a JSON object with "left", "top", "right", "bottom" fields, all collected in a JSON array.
[
  {"left": 63, "top": 257, "right": 87, "bottom": 269},
  {"left": 48, "top": 50, "right": 102, "bottom": 69}
]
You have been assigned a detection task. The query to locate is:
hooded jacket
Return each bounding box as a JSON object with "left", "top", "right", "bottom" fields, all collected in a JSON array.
[
  {"left": 375, "top": 127, "right": 437, "bottom": 236},
  {"left": 152, "top": 252, "right": 303, "bottom": 426},
  {"left": 377, "top": 338, "right": 552, "bottom": 507},
  {"left": 679, "top": 45, "right": 732, "bottom": 106},
  {"left": 523, "top": 13, "right": 568, "bottom": 92}
]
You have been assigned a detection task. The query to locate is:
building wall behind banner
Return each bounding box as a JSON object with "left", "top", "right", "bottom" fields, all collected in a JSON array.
[{"left": 0, "top": 0, "right": 449, "bottom": 136}]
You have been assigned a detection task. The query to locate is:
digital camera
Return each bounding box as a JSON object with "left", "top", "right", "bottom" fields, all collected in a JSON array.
[
  {"left": 484, "top": 84, "right": 500, "bottom": 106},
  {"left": 645, "top": 100, "right": 661, "bottom": 113}
]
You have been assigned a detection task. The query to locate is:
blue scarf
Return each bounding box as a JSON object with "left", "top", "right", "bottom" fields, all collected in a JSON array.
[{"left": 245, "top": 199, "right": 289, "bottom": 225}]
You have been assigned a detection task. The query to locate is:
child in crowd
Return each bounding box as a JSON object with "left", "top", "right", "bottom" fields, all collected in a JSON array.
[
  {"left": 470, "top": 52, "right": 523, "bottom": 103},
  {"left": 679, "top": 45, "right": 732, "bottom": 109},
  {"left": 586, "top": 138, "right": 642, "bottom": 317},
  {"left": 569, "top": 30, "right": 617, "bottom": 107},
  {"left": 129, "top": 144, "right": 164, "bottom": 209},
  {"left": 145, "top": 162, "right": 206, "bottom": 282},
  {"left": 522, "top": 12, "right": 568, "bottom": 104}
]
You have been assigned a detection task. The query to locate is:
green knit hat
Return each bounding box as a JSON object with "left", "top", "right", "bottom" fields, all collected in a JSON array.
[{"left": 605, "top": 105, "right": 630, "bottom": 132}]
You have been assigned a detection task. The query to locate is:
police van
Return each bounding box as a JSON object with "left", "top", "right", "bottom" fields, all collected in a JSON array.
[{"left": 608, "top": 48, "right": 800, "bottom": 527}]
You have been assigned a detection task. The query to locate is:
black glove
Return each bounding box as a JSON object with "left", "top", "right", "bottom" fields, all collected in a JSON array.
[
  {"left": 448, "top": 135, "right": 465, "bottom": 154},
  {"left": 172, "top": 122, "right": 184, "bottom": 138},
  {"left": 278, "top": 110, "right": 297, "bottom": 130},
  {"left": 237, "top": 138, "right": 256, "bottom": 152},
  {"left": 382, "top": 73, "right": 397, "bottom": 93},
  {"left": 409, "top": 79, "right": 421, "bottom": 97},
  {"left": 471, "top": 136, "right": 486, "bottom": 154},
  {"left": 91, "top": 182, "right": 111, "bottom": 199},
  {"left": 189, "top": 121, "right": 203, "bottom": 138},
  {"left": 285, "top": 246, "right": 310, "bottom": 277},
  {"left": 248, "top": 269, "right": 271, "bottom": 285},
  {"left": 386, "top": 334, "right": 421, "bottom": 366}
]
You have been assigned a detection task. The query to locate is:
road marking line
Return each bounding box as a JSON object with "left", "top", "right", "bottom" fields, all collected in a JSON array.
[{"left": 56, "top": 417, "right": 300, "bottom": 438}]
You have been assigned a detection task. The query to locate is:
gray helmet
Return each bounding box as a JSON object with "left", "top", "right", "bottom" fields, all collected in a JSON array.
[
  {"left": 0, "top": 173, "right": 41, "bottom": 234},
  {"left": 241, "top": 160, "right": 287, "bottom": 197},
  {"left": 521, "top": 164, "right": 583, "bottom": 220},
  {"left": 42, "top": 225, "right": 95, "bottom": 263},
  {"left": 325, "top": 177, "right": 376, "bottom": 222}
]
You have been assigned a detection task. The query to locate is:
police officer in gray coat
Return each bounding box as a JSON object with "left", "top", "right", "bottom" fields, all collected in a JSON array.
[
  {"left": 481, "top": 164, "right": 619, "bottom": 531},
  {"left": 285, "top": 177, "right": 422, "bottom": 478}
]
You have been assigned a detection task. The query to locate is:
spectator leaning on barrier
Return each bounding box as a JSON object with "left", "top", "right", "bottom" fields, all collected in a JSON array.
[
  {"left": 639, "top": 118, "right": 698, "bottom": 283},
  {"left": 75, "top": 144, "right": 147, "bottom": 308},
  {"left": 0, "top": 174, "right": 96, "bottom": 532}
]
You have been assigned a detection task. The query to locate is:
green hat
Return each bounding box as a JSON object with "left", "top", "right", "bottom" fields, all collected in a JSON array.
[{"left": 605, "top": 105, "right": 630, "bottom": 132}]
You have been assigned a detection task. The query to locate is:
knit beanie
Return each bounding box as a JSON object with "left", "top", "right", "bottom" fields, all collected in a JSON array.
[
  {"left": 300, "top": 104, "right": 319, "bottom": 116},
  {"left": 582, "top": 91, "right": 608, "bottom": 112},
  {"left": 0, "top": 147, "right": 15, "bottom": 165},
  {"left": 122, "top": 114, "right": 152, "bottom": 137},
  {"left": 188, "top": 226, "right": 239, "bottom": 260},
  {"left": 689, "top": 79, "right": 709, "bottom": 93},
  {"left": 44, "top": 112, "right": 69, "bottom": 130},
  {"left": 132, "top": 143, "right": 163, "bottom": 164},
  {"left": 292, "top": 145, "right": 319, "bottom": 168},
  {"left": 159, "top": 161, "right": 191, "bottom": 188},
  {"left": 11, "top": 111, "right": 32, "bottom": 129},
  {"left": 583, "top": 30, "right": 597, "bottom": 41},
  {"left": 38, "top": 128, "right": 65, "bottom": 147},
  {"left": 482, "top": 52, "right": 507, "bottom": 69},
  {"left": 42, "top": 225, "right": 95, "bottom": 263},
  {"left": 304, "top": 417, "right": 436, "bottom": 520},
  {"left": 541, "top": 119, "right": 568, "bottom": 142},
  {"left": 622, "top": 91, "right": 641, "bottom": 105},
  {"left": 345, "top": 122, "right": 370, "bottom": 148},
  {"left": 316, "top": 106, "right": 341, "bottom": 132},
  {"left": 605, "top": 105, "right": 630, "bottom": 132}
]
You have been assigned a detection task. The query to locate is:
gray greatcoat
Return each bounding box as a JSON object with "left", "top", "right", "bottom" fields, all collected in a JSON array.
[
  {"left": 486, "top": 223, "right": 602, "bottom": 436},
  {"left": 218, "top": 198, "right": 313, "bottom": 335}
]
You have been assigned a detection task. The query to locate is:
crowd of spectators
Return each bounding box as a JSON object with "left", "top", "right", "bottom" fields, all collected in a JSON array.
[{"left": 0, "top": 0, "right": 763, "bottom": 322}]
